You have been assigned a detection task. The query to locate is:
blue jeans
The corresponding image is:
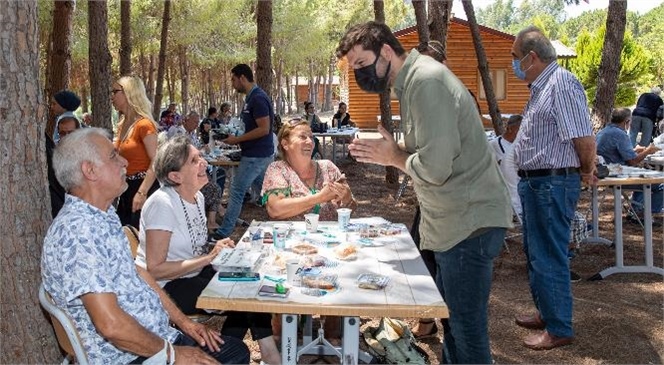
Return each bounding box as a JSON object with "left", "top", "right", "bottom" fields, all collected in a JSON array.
[
  {"left": 629, "top": 115, "right": 654, "bottom": 147},
  {"left": 518, "top": 173, "right": 580, "bottom": 338},
  {"left": 131, "top": 333, "right": 250, "bottom": 364},
  {"left": 435, "top": 227, "right": 506, "bottom": 364},
  {"left": 216, "top": 155, "right": 273, "bottom": 237},
  {"left": 630, "top": 183, "right": 664, "bottom": 214}
]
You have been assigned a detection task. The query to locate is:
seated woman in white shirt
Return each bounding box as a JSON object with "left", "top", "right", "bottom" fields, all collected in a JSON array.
[{"left": 135, "top": 135, "right": 281, "bottom": 364}]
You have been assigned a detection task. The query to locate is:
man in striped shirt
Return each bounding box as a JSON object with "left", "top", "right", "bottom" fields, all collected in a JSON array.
[{"left": 510, "top": 26, "right": 596, "bottom": 351}]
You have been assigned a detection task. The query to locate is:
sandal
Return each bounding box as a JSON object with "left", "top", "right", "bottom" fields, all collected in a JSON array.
[{"left": 413, "top": 320, "right": 438, "bottom": 340}]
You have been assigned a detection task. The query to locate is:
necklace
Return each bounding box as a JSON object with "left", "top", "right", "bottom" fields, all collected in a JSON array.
[{"left": 178, "top": 194, "right": 207, "bottom": 256}]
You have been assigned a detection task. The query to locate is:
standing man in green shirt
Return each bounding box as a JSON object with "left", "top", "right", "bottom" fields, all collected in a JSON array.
[{"left": 337, "top": 22, "right": 512, "bottom": 364}]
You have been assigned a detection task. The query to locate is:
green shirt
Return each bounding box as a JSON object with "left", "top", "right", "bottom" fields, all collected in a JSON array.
[{"left": 394, "top": 50, "right": 513, "bottom": 251}]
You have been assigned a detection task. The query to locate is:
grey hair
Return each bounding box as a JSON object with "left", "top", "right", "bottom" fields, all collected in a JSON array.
[
  {"left": 53, "top": 128, "right": 112, "bottom": 191},
  {"left": 516, "top": 26, "right": 557, "bottom": 63},
  {"left": 153, "top": 134, "right": 192, "bottom": 187}
]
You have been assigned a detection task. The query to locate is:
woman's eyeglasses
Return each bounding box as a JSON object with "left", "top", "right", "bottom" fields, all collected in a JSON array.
[{"left": 287, "top": 117, "right": 304, "bottom": 125}]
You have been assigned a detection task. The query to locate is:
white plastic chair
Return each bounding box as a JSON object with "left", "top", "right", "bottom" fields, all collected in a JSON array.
[{"left": 39, "top": 283, "right": 88, "bottom": 365}]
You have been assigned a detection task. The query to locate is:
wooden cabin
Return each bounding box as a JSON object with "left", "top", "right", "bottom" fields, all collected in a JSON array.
[
  {"left": 344, "top": 18, "right": 531, "bottom": 129},
  {"left": 292, "top": 76, "right": 340, "bottom": 110}
]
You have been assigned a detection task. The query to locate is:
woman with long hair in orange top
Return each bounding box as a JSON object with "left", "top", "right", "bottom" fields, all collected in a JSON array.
[{"left": 111, "top": 76, "right": 160, "bottom": 228}]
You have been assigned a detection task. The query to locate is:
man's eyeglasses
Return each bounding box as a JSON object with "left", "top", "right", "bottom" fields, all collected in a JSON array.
[{"left": 111, "top": 89, "right": 124, "bottom": 96}]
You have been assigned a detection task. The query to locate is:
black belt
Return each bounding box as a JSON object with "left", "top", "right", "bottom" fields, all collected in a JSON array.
[{"left": 517, "top": 167, "right": 579, "bottom": 178}]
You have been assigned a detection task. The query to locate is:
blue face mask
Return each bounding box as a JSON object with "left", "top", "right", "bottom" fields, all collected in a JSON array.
[{"left": 512, "top": 53, "right": 531, "bottom": 80}]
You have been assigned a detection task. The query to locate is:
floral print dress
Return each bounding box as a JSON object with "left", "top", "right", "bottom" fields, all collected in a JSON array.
[{"left": 261, "top": 159, "right": 344, "bottom": 221}]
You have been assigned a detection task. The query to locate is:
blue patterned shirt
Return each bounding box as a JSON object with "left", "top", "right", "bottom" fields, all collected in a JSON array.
[
  {"left": 41, "top": 195, "right": 179, "bottom": 364},
  {"left": 513, "top": 62, "right": 594, "bottom": 170}
]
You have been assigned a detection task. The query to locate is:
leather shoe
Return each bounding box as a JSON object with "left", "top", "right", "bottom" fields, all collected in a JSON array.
[
  {"left": 523, "top": 331, "right": 574, "bottom": 350},
  {"left": 515, "top": 313, "right": 546, "bottom": 330}
]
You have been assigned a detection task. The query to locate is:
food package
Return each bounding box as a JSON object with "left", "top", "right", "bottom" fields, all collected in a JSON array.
[{"left": 357, "top": 273, "right": 390, "bottom": 290}]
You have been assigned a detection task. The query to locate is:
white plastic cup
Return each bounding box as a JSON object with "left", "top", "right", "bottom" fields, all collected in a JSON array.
[
  {"left": 286, "top": 259, "right": 300, "bottom": 285},
  {"left": 337, "top": 208, "right": 352, "bottom": 231},
  {"left": 273, "top": 224, "right": 289, "bottom": 250},
  {"left": 304, "top": 213, "right": 320, "bottom": 233}
]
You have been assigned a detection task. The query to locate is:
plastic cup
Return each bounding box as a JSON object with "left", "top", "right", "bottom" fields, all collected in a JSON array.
[
  {"left": 248, "top": 227, "right": 263, "bottom": 250},
  {"left": 273, "top": 224, "right": 289, "bottom": 250},
  {"left": 304, "top": 213, "right": 319, "bottom": 233},
  {"left": 286, "top": 259, "right": 300, "bottom": 285},
  {"left": 337, "top": 208, "right": 352, "bottom": 231}
]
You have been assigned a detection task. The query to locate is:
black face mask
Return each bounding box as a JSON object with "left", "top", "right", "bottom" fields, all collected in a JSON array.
[{"left": 354, "top": 53, "right": 391, "bottom": 94}]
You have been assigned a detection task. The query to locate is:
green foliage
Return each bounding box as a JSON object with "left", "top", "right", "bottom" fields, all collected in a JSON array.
[{"left": 568, "top": 26, "right": 651, "bottom": 107}]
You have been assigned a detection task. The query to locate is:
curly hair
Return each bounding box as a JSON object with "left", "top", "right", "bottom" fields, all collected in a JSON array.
[{"left": 336, "top": 21, "right": 405, "bottom": 59}]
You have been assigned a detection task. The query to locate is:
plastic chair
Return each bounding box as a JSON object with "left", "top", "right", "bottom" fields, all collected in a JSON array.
[
  {"left": 122, "top": 225, "right": 140, "bottom": 258},
  {"left": 39, "top": 283, "right": 89, "bottom": 365}
]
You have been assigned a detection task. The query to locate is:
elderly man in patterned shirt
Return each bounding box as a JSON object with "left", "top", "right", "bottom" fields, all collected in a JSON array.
[
  {"left": 510, "top": 26, "right": 596, "bottom": 350},
  {"left": 41, "top": 127, "right": 249, "bottom": 364}
]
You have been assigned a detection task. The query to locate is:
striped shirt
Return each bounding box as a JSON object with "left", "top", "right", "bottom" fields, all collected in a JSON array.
[{"left": 513, "top": 62, "right": 593, "bottom": 170}]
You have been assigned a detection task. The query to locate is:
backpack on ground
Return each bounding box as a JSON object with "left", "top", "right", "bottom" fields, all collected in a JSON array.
[{"left": 362, "top": 318, "right": 429, "bottom": 364}]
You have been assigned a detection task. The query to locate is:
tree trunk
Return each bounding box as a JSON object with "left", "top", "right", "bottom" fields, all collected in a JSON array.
[
  {"left": 153, "top": 0, "right": 171, "bottom": 120},
  {"left": 324, "top": 55, "right": 334, "bottom": 111},
  {"left": 88, "top": 0, "right": 113, "bottom": 132},
  {"left": 81, "top": 86, "right": 89, "bottom": 113},
  {"left": 166, "top": 58, "right": 175, "bottom": 105},
  {"left": 295, "top": 68, "right": 300, "bottom": 113},
  {"left": 256, "top": 0, "right": 273, "bottom": 99},
  {"left": 178, "top": 45, "right": 189, "bottom": 115},
  {"left": 591, "top": 1, "right": 627, "bottom": 132},
  {"left": 428, "top": 0, "right": 452, "bottom": 47},
  {"left": 147, "top": 53, "right": 155, "bottom": 102},
  {"left": 374, "top": 0, "right": 399, "bottom": 186},
  {"left": 119, "top": 0, "right": 132, "bottom": 75},
  {"left": 206, "top": 68, "right": 213, "bottom": 108},
  {"left": 286, "top": 74, "right": 292, "bottom": 114},
  {"left": 0, "top": 2, "right": 62, "bottom": 363},
  {"left": 412, "top": 0, "right": 429, "bottom": 51},
  {"left": 46, "top": 0, "right": 75, "bottom": 139},
  {"left": 276, "top": 59, "right": 284, "bottom": 115},
  {"left": 139, "top": 50, "right": 147, "bottom": 86},
  {"left": 462, "top": 0, "right": 503, "bottom": 135}
]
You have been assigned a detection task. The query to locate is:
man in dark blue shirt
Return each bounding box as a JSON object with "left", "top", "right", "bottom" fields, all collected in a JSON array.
[
  {"left": 630, "top": 87, "right": 663, "bottom": 147},
  {"left": 597, "top": 108, "right": 663, "bottom": 215},
  {"left": 214, "top": 64, "right": 274, "bottom": 238}
]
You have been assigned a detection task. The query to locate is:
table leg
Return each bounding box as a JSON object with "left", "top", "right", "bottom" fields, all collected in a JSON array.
[
  {"left": 332, "top": 139, "right": 338, "bottom": 164},
  {"left": 282, "top": 314, "right": 298, "bottom": 365},
  {"left": 594, "top": 184, "right": 664, "bottom": 279},
  {"left": 342, "top": 316, "right": 363, "bottom": 365},
  {"left": 582, "top": 185, "right": 612, "bottom": 245},
  {"left": 644, "top": 184, "right": 653, "bottom": 267}
]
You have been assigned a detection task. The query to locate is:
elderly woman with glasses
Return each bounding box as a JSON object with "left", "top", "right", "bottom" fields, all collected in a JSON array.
[
  {"left": 111, "top": 76, "right": 160, "bottom": 228},
  {"left": 262, "top": 119, "right": 356, "bottom": 220},
  {"left": 135, "top": 135, "right": 282, "bottom": 365}
]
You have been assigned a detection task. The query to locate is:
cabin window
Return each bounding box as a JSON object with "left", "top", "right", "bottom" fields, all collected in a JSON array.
[{"left": 478, "top": 70, "right": 506, "bottom": 100}]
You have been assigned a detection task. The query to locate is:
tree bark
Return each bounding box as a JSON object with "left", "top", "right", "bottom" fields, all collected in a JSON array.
[
  {"left": 46, "top": 0, "right": 75, "bottom": 139},
  {"left": 276, "top": 58, "right": 284, "bottom": 115},
  {"left": 147, "top": 53, "right": 155, "bottom": 102},
  {"left": 591, "top": 1, "right": 627, "bottom": 132},
  {"left": 286, "top": 74, "right": 292, "bottom": 114},
  {"left": 462, "top": 0, "right": 503, "bottom": 135},
  {"left": 295, "top": 68, "right": 300, "bottom": 113},
  {"left": 88, "top": 0, "right": 113, "bottom": 132},
  {"left": 256, "top": 0, "right": 273, "bottom": 99},
  {"left": 153, "top": 0, "right": 171, "bottom": 119},
  {"left": 412, "top": 0, "right": 430, "bottom": 51},
  {"left": 178, "top": 45, "right": 189, "bottom": 115},
  {"left": 324, "top": 55, "right": 334, "bottom": 112},
  {"left": 428, "top": 0, "right": 452, "bottom": 47},
  {"left": 119, "top": 0, "right": 132, "bottom": 75},
  {"left": 374, "top": 0, "right": 399, "bottom": 185},
  {"left": 0, "top": 2, "right": 61, "bottom": 363}
]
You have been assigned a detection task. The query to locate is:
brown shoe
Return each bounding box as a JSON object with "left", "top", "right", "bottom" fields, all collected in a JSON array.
[
  {"left": 523, "top": 331, "right": 574, "bottom": 350},
  {"left": 515, "top": 313, "right": 546, "bottom": 330}
]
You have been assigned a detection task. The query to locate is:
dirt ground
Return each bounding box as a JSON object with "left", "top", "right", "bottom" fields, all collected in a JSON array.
[{"left": 219, "top": 133, "right": 663, "bottom": 364}]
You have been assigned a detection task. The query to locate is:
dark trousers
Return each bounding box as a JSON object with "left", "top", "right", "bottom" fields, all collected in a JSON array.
[
  {"left": 117, "top": 178, "right": 158, "bottom": 228},
  {"left": 131, "top": 333, "right": 250, "bottom": 364},
  {"left": 163, "top": 266, "right": 273, "bottom": 341}
]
